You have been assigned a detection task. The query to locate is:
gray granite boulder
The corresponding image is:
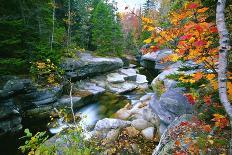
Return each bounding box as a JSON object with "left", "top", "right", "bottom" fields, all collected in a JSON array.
[
  {"left": 140, "top": 49, "right": 173, "bottom": 71},
  {"left": 149, "top": 89, "right": 193, "bottom": 135},
  {"left": 61, "top": 53, "right": 123, "bottom": 79}
]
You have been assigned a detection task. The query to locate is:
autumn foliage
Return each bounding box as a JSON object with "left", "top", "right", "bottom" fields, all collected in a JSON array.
[{"left": 142, "top": 0, "right": 231, "bottom": 154}]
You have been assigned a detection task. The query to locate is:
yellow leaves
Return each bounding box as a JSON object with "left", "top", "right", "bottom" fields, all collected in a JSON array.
[
  {"left": 146, "top": 26, "right": 155, "bottom": 31},
  {"left": 144, "top": 38, "right": 152, "bottom": 44},
  {"left": 228, "top": 82, "right": 232, "bottom": 100},
  {"left": 212, "top": 114, "right": 229, "bottom": 129},
  {"left": 142, "top": 17, "right": 153, "bottom": 24},
  {"left": 170, "top": 54, "right": 179, "bottom": 62},
  {"left": 179, "top": 76, "right": 195, "bottom": 84},
  {"left": 189, "top": 37, "right": 195, "bottom": 43},
  {"left": 197, "top": 7, "right": 209, "bottom": 13},
  {"left": 36, "top": 62, "right": 46, "bottom": 69},
  {"left": 206, "top": 74, "right": 216, "bottom": 80}
]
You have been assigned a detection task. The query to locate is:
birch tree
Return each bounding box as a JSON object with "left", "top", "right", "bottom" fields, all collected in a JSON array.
[
  {"left": 216, "top": 0, "right": 232, "bottom": 152},
  {"left": 216, "top": 0, "right": 232, "bottom": 121}
]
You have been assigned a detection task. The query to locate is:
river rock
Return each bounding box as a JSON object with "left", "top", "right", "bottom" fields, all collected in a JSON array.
[
  {"left": 115, "top": 108, "right": 131, "bottom": 120},
  {"left": 105, "top": 129, "right": 120, "bottom": 142},
  {"left": 107, "top": 73, "right": 125, "bottom": 83},
  {"left": 107, "top": 82, "right": 137, "bottom": 94},
  {"left": 61, "top": 52, "right": 123, "bottom": 79},
  {"left": 140, "top": 49, "right": 173, "bottom": 71},
  {"left": 124, "top": 126, "right": 140, "bottom": 137},
  {"left": 149, "top": 89, "right": 193, "bottom": 134},
  {"left": 131, "top": 119, "right": 153, "bottom": 130},
  {"left": 120, "top": 68, "right": 137, "bottom": 81},
  {"left": 94, "top": 118, "right": 131, "bottom": 131},
  {"left": 141, "top": 127, "right": 155, "bottom": 140}
]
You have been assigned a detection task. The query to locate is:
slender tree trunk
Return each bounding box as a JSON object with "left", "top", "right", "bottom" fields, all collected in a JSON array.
[
  {"left": 216, "top": 0, "right": 232, "bottom": 153},
  {"left": 51, "top": 0, "right": 55, "bottom": 51}
]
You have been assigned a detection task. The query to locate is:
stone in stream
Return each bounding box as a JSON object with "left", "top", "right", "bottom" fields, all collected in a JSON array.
[
  {"left": 124, "top": 126, "right": 140, "bottom": 138},
  {"left": 141, "top": 127, "right": 155, "bottom": 140},
  {"left": 131, "top": 119, "right": 153, "bottom": 130},
  {"left": 94, "top": 118, "right": 131, "bottom": 131},
  {"left": 115, "top": 108, "right": 131, "bottom": 120}
]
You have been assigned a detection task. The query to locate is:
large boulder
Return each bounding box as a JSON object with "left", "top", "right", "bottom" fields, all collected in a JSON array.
[
  {"left": 0, "top": 99, "right": 22, "bottom": 136},
  {"left": 149, "top": 89, "right": 193, "bottom": 135},
  {"left": 61, "top": 53, "right": 123, "bottom": 79},
  {"left": 140, "top": 49, "right": 173, "bottom": 71}
]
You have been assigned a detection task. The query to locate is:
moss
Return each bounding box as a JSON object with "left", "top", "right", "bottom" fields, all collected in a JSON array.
[{"left": 152, "top": 80, "right": 166, "bottom": 98}]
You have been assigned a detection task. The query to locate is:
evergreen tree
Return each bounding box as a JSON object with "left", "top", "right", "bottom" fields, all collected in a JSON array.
[{"left": 91, "top": 0, "right": 124, "bottom": 56}]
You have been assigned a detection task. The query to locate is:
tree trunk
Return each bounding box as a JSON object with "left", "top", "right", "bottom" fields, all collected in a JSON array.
[{"left": 216, "top": 0, "right": 232, "bottom": 153}]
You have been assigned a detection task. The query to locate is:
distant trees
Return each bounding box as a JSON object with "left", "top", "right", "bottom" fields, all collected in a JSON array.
[
  {"left": 91, "top": 0, "right": 123, "bottom": 56},
  {"left": 0, "top": 0, "right": 126, "bottom": 75}
]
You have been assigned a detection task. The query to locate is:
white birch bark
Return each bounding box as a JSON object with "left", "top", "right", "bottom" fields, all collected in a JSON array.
[
  {"left": 216, "top": 0, "right": 232, "bottom": 120},
  {"left": 216, "top": 0, "right": 232, "bottom": 153}
]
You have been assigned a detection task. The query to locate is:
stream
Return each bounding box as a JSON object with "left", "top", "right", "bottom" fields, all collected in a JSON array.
[{"left": 49, "top": 89, "right": 150, "bottom": 134}]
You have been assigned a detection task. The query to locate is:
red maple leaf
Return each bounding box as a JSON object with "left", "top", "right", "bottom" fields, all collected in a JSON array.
[
  {"left": 184, "top": 94, "right": 196, "bottom": 105},
  {"left": 203, "top": 96, "right": 211, "bottom": 106},
  {"left": 210, "top": 26, "right": 218, "bottom": 33},
  {"left": 195, "top": 25, "right": 203, "bottom": 32},
  {"left": 186, "top": 3, "right": 199, "bottom": 9},
  {"left": 180, "top": 34, "right": 192, "bottom": 40},
  {"left": 193, "top": 40, "right": 206, "bottom": 47}
]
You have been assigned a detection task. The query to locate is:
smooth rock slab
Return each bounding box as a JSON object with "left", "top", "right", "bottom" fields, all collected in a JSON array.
[
  {"left": 62, "top": 54, "right": 123, "bottom": 79},
  {"left": 94, "top": 118, "right": 131, "bottom": 131},
  {"left": 107, "top": 73, "right": 125, "bottom": 84},
  {"left": 107, "top": 82, "right": 137, "bottom": 94},
  {"left": 131, "top": 119, "right": 153, "bottom": 130},
  {"left": 120, "top": 68, "right": 137, "bottom": 81}
]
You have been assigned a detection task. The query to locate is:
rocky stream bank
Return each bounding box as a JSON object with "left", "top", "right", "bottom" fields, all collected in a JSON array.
[{"left": 1, "top": 50, "right": 195, "bottom": 154}]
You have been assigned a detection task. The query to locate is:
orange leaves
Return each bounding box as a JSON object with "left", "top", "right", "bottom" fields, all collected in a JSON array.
[
  {"left": 203, "top": 96, "right": 212, "bottom": 106},
  {"left": 202, "top": 125, "right": 212, "bottom": 132},
  {"left": 212, "top": 114, "right": 229, "bottom": 129},
  {"left": 193, "top": 72, "right": 203, "bottom": 81},
  {"left": 197, "top": 7, "right": 209, "bottom": 13},
  {"left": 206, "top": 74, "right": 216, "bottom": 81},
  {"left": 175, "top": 140, "right": 181, "bottom": 147}
]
